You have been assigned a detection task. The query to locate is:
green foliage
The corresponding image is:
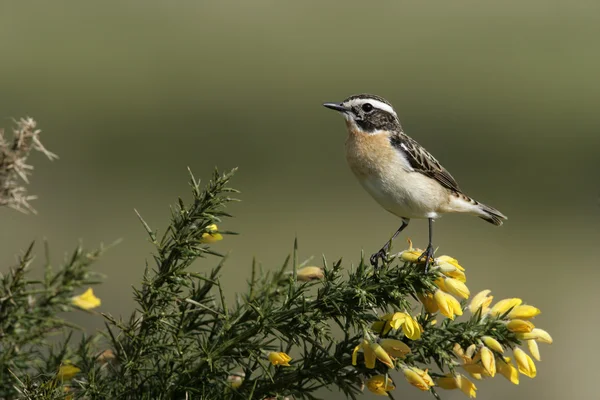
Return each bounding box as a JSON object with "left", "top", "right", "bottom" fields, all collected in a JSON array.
[
  {"left": 2, "top": 169, "right": 537, "bottom": 399},
  {"left": 0, "top": 242, "right": 104, "bottom": 398}
]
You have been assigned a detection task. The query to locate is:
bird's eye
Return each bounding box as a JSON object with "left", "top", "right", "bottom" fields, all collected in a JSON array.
[{"left": 362, "top": 103, "right": 374, "bottom": 112}]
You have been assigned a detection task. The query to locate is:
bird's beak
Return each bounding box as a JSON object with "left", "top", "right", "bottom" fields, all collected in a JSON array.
[{"left": 323, "top": 102, "right": 349, "bottom": 113}]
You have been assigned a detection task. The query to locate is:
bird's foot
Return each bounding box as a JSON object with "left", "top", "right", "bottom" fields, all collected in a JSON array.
[
  {"left": 370, "top": 244, "right": 390, "bottom": 268},
  {"left": 417, "top": 244, "right": 435, "bottom": 273}
]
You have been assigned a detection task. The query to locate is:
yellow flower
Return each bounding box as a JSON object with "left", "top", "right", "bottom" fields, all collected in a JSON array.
[
  {"left": 468, "top": 290, "right": 493, "bottom": 314},
  {"left": 513, "top": 348, "right": 536, "bottom": 378},
  {"left": 453, "top": 343, "right": 471, "bottom": 364},
  {"left": 380, "top": 338, "right": 411, "bottom": 358},
  {"left": 402, "top": 366, "right": 434, "bottom": 391},
  {"left": 366, "top": 375, "right": 395, "bottom": 396},
  {"left": 443, "top": 268, "right": 467, "bottom": 282},
  {"left": 436, "top": 374, "right": 459, "bottom": 390},
  {"left": 353, "top": 339, "right": 376, "bottom": 369},
  {"left": 434, "top": 290, "right": 462, "bottom": 320},
  {"left": 399, "top": 314, "right": 422, "bottom": 340},
  {"left": 374, "top": 312, "right": 422, "bottom": 340},
  {"left": 462, "top": 363, "right": 486, "bottom": 380},
  {"left": 507, "top": 305, "right": 541, "bottom": 320},
  {"left": 435, "top": 255, "right": 465, "bottom": 271},
  {"left": 370, "top": 342, "right": 395, "bottom": 368},
  {"left": 479, "top": 347, "right": 496, "bottom": 377},
  {"left": 455, "top": 374, "right": 478, "bottom": 398},
  {"left": 57, "top": 364, "right": 81, "bottom": 381},
  {"left": 352, "top": 339, "right": 394, "bottom": 369},
  {"left": 371, "top": 313, "right": 403, "bottom": 335},
  {"left": 447, "top": 293, "right": 463, "bottom": 317},
  {"left": 296, "top": 266, "right": 324, "bottom": 281},
  {"left": 527, "top": 339, "right": 541, "bottom": 361},
  {"left": 497, "top": 357, "right": 519, "bottom": 385},
  {"left": 506, "top": 319, "right": 535, "bottom": 333},
  {"left": 268, "top": 352, "right": 292, "bottom": 367},
  {"left": 437, "top": 374, "right": 477, "bottom": 398},
  {"left": 200, "top": 224, "right": 223, "bottom": 243},
  {"left": 71, "top": 288, "right": 101, "bottom": 310},
  {"left": 481, "top": 336, "right": 504, "bottom": 354},
  {"left": 434, "top": 277, "right": 448, "bottom": 292},
  {"left": 397, "top": 239, "right": 424, "bottom": 263},
  {"left": 399, "top": 249, "right": 424, "bottom": 263},
  {"left": 442, "top": 277, "right": 470, "bottom": 300},
  {"left": 490, "top": 298, "right": 522, "bottom": 316},
  {"left": 516, "top": 328, "right": 553, "bottom": 344},
  {"left": 418, "top": 293, "right": 439, "bottom": 313}
]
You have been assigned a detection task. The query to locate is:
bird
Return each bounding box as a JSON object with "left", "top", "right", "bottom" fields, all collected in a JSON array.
[{"left": 323, "top": 94, "right": 507, "bottom": 270}]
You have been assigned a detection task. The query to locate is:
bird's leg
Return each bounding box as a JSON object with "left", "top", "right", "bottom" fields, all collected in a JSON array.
[
  {"left": 417, "top": 218, "right": 435, "bottom": 273},
  {"left": 370, "top": 218, "right": 410, "bottom": 268}
]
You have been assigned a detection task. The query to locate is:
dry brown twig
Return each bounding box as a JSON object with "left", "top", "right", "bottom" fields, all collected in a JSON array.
[{"left": 0, "top": 117, "right": 58, "bottom": 213}]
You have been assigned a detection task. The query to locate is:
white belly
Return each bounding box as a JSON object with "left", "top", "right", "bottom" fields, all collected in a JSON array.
[{"left": 356, "top": 170, "right": 447, "bottom": 220}]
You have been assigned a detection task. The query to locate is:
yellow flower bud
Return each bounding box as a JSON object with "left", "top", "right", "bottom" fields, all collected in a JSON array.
[
  {"left": 443, "top": 277, "right": 470, "bottom": 300},
  {"left": 517, "top": 328, "right": 553, "bottom": 344},
  {"left": 380, "top": 339, "right": 411, "bottom": 358},
  {"left": 71, "top": 288, "right": 101, "bottom": 310},
  {"left": 479, "top": 347, "right": 496, "bottom": 377},
  {"left": 366, "top": 375, "right": 395, "bottom": 396},
  {"left": 370, "top": 342, "right": 394, "bottom": 369},
  {"left": 507, "top": 305, "right": 541, "bottom": 320},
  {"left": 296, "top": 266, "right": 324, "bottom": 281},
  {"left": 513, "top": 348, "right": 536, "bottom": 378},
  {"left": 482, "top": 336, "right": 504, "bottom": 354},
  {"left": 268, "top": 352, "right": 292, "bottom": 367},
  {"left": 490, "top": 298, "right": 522, "bottom": 316},
  {"left": 506, "top": 319, "right": 535, "bottom": 333},
  {"left": 435, "top": 255, "right": 465, "bottom": 271},
  {"left": 468, "top": 290, "right": 493, "bottom": 314},
  {"left": 497, "top": 357, "right": 519, "bottom": 385},
  {"left": 200, "top": 224, "right": 223, "bottom": 243},
  {"left": 402, "top": 366, "right": 434, "bottom": 391},
  {"left": 527, "top": 339, "right": 540, "bottom": 361},
  {"left": 57, "top": 364, "right": 81, "bottom": 381},
  {"left": 418, "top": 293, "right": 439, "bottom": 313}
]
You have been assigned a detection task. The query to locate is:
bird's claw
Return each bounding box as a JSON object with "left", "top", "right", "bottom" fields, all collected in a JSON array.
[
  {"left": 370, "top": 248, "right": 388, "bottom": 269},
  {"left": 417, "top": 245, "right": 435, "bottom": 273}
]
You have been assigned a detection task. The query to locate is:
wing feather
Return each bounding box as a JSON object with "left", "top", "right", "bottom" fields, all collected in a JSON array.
[{"left": 390, "top": 133, "right": 461, "bottom": 192}]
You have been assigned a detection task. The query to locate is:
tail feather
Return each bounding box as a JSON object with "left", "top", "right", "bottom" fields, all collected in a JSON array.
[
  {"left": 448, "top": 193, "right": 507, "bottom": 226},
  {"left": 476, "top": 202, "right": 507, "bottom": 226}
]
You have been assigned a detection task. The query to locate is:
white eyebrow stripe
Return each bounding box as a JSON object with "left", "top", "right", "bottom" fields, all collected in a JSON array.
[{"left": 346, "top": 98, "right": 397, "bottom": 117}]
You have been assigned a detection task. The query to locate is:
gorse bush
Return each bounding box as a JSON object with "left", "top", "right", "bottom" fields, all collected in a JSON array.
[{"left": 0, "top": 122, "right": 552, "bottom": 399}]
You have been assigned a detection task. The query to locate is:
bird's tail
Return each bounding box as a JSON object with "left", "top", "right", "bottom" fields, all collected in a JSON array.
[
  {"left": 448, "top": 193, "right": 507, "bottom": 226},
  {"left": 476, "top": 202, "right": 508, "bottom": 226}
]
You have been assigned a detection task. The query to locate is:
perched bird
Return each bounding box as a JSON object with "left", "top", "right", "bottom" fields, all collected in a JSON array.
[{"left": 323, "top": 94, "right": 506, "bottom": 269}]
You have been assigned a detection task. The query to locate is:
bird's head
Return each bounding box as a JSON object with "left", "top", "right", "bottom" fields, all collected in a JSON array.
[{"left": 323, "top": 94, "right": 401, "bottom": 134}]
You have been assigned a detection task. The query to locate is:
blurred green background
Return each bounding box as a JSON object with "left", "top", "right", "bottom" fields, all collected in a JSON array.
[{"left": 1, "top": 1, "right": 598, "bottom": 399}]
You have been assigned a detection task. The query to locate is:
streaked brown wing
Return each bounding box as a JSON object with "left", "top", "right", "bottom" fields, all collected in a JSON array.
[{"left": 390, "top": 133, "right": 461, "bottom": 192}]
